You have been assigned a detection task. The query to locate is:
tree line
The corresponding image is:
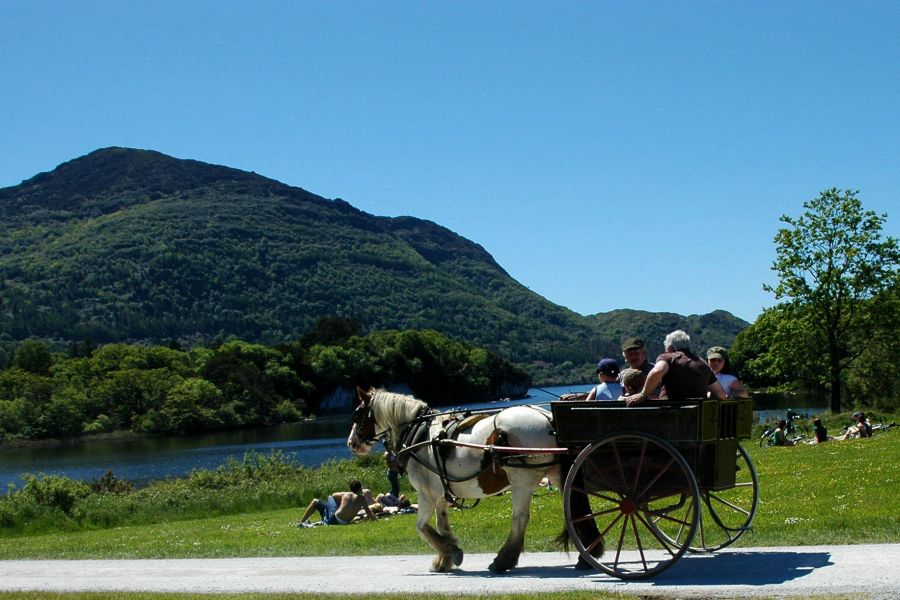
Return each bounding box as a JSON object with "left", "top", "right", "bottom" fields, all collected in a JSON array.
[
  {"left": 729, "top": 189, "right": 898, "bottom": 412},
  {"left": 0, "top": 321, "right": 530, "bottom": 441}
]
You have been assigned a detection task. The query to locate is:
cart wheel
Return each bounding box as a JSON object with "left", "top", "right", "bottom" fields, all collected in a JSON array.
[
  {"left": 651, "top": 442, "right": 759, "bottom": 552},
  {"left": 563, "top": 432, "right": 700, "bottom": 580}
]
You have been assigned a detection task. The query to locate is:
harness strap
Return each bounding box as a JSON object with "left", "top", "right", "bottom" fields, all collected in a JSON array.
[{"left": 395, "top": 405, "right": 561, "bottom": 509}]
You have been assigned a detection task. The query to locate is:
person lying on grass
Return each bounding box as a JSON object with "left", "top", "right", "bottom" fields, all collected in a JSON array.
[{"left": 298, "top": 479, "right": 378, "bottom": 527}]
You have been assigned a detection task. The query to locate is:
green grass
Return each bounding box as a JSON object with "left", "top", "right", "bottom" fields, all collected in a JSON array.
[
  {"left": 1, "top": 423, "right": 896, "bottom": 600},
  {"left": 1, "top": 422, "right": 897, "bottom": 559}
]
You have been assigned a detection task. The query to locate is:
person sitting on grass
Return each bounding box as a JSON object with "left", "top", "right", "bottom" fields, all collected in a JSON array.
[
  {"left": 812, "top": 417, "right": 829, "bottom": 443},
  {"left": 834, "top": 412, "right": 873, "bottom": 441},
  {"left": 298, "top": 479, "right": 378, "bottom": 527},
  {"left": 770, "top": 419, "right": 794, "bottom": 446}
]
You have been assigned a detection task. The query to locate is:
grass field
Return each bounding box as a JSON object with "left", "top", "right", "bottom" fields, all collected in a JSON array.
[
  {"left": 1, "top": 415, "right": 897, "bottom": 560},
  {"left": 1, "top": 414, "right": 896, "bottom": 600}
]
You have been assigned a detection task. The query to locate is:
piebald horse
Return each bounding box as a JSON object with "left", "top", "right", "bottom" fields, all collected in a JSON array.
[{"left": 347, "top": 387, "right": 563, "bottom": 573}]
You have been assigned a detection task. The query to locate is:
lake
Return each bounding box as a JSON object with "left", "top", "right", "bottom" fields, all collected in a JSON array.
[{"left": 0, "top": 386, "right": 826, "bottom": 490}]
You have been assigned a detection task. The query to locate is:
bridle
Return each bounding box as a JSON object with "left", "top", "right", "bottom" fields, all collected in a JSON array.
[{"left": 350, "top": 402, "right": 386, "bottom": 447}]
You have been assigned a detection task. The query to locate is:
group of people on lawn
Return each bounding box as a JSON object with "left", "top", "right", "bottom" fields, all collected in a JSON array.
[{"left": 771, "top": 411, "right": 873, "bottom": 446}]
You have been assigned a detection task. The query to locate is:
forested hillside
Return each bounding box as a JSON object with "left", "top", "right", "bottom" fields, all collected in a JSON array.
[{"left": 0, "top": 148, "right": 748, "bottom": 378}]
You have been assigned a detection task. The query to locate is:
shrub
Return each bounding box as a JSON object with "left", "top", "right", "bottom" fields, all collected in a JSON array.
[
  {"left": 89, "top": 470, "right": 134, "bottom": 495},
  {"left": 20, "top": 474, "right": 91, "bottom": 514}
]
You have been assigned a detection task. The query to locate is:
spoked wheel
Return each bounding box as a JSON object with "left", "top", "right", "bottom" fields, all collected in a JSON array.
[
  {"left": 651, "top": 442, "right": 759, "bottom": 552},
  {"left": 563, "top": 432, "right": 700, "bottom": 580}
]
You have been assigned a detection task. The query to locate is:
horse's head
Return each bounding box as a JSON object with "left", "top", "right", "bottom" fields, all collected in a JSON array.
[{"left": 347, "top": 386, "right": 378, "bottom": 455}]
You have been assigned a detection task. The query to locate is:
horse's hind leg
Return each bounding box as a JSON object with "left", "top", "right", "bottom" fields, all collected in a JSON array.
[
  {"left": 489, "top": 473, "right": 540, "bottom": 574},
  {"left": 416, "top": 496, "right": 461, "bottom": 572}
]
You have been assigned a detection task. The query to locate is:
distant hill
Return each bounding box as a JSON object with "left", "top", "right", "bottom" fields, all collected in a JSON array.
[{"left": 0, "top": 148, "right": 749, "bottom": 376}]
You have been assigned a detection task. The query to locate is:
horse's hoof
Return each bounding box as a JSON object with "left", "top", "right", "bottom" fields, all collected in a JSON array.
[
  {"left": 430, "top": 556, "right": 453, "bottom": 573},
  {"left": 452, "top": 546, "right": 464, "bottom": 567},
  {"left": 488, "top": 561, "right": 508, "bottom": 574}
]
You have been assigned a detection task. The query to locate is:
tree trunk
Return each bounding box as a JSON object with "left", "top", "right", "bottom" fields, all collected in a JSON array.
[{"left": 829, "top": 339, "right": 842, "bottom": 413}]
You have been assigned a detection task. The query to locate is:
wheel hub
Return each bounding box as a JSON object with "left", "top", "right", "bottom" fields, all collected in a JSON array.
[{"left": 619, "top": 498, "right": 636, "bottom": 515}]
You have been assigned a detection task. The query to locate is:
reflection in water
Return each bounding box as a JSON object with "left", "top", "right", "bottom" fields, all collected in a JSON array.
[
  {"left": 0, "top": 418, "right": 355, "bottom": 490},
  {"left": 0, "top": 386, "right": 825, "bottom": 489}
]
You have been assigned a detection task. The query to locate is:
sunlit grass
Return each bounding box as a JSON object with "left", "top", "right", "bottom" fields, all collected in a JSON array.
[{"left": 0, "top": 418, "right": 897, "bottom": 560}]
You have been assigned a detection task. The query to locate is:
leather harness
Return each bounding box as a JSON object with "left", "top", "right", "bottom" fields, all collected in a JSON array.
[{"left": 390, "top": 408, "right": 559, "bottom": 509}]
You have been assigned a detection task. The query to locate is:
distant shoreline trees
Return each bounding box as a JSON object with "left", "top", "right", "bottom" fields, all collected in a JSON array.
[{"left": 0, "top": 322, "right": 531, "bottom": 442}]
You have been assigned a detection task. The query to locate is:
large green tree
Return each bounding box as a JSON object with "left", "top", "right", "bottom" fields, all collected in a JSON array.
[{"left": 766, "top": 189, "right": 899, "bottom": 412}]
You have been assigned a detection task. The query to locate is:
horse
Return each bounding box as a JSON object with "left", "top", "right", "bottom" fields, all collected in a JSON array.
[{"left": 347, "top": 387, "right": 564, "bottom": 574}]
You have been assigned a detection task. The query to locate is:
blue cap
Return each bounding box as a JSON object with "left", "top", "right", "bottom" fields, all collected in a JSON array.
[{"left": 596, "top": 358, "right": 620, "bottom": 376}]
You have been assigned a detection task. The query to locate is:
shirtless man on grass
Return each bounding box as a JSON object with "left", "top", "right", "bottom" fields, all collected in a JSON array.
[{"left": 299, "top": 479, "right": 377, "bottom": 526}]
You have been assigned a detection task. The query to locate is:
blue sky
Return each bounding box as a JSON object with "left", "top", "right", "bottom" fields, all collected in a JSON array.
[{"left": 2, "top": 1, "right": 898, "bottom": 324}]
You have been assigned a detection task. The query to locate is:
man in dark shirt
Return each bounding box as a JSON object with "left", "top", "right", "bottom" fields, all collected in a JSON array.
[
  {"left": 620, "top": 337, "right": 654, "bottom": 377},
  {"left": 624, "top": 330, "right": 726, "bottom": 405}
]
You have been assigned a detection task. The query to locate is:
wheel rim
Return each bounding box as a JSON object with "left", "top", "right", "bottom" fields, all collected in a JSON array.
[
  {"left": 695, "top": 443, "right": 758, "bottom": 551},
  {"left": 650, "top": 443, "right": 759, "bottom": 552},
  {"left": 563, "top": 432, "right": 700, "bottom": 580}
]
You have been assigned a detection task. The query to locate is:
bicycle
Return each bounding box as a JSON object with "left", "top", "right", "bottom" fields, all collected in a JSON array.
[{"left": 759, "top": 408, "right": 805, "bottom": 447}]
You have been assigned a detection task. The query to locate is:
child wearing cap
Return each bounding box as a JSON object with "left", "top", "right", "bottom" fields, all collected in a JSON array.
[{"left": 586, "top": 358, "right": 624, "bottom": 401}]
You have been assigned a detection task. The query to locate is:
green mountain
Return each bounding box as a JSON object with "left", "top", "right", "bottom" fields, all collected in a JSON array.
[{"left": 0, "top": 148, "right": 749, "bottom": 375}]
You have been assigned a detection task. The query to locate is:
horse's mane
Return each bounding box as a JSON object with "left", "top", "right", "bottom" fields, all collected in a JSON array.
[{"left": 371, "top": 389, "right": 430, "bottom": 445}]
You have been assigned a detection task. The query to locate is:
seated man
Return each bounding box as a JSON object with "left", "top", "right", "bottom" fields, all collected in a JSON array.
[
  {"left": 298, "top": 479, "right": 378, "bottom": 526},
  {"left": 623, "top": 330, "right": 727, "bottom": 405}
]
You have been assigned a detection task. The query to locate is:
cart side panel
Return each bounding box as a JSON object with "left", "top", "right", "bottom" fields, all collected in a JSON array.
[{"left": 552, "top": 400, "right": 718, "bottom": 444}]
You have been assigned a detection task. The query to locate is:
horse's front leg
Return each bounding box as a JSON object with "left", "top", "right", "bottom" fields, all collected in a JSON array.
[
  {"left": 434, "top": 496, "right": 463, "bottom": 568},
  {"left": 416, "top": 495, "right": 462, "bottom": 572},
  {"left": 489, "top": 471, "right": 541, "bottom": 574}
]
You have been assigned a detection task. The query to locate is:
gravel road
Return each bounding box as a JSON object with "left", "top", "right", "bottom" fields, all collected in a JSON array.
[{"left": 1, "top": 544, "right": 897, "bottom": 598}]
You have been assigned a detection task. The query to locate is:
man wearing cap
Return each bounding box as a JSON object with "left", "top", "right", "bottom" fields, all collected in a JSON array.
[
  {"left": 621, "top": 337, "right": 654, "bottom": 376},
  {"left": 619, "top": 337, "right": 658, "bottom": 398},
  {"left": 624, "top": 330, "right": 727, "bottom": 406},
  {"left": 586, "top": 358, "right": 624, "bottom": 400}
]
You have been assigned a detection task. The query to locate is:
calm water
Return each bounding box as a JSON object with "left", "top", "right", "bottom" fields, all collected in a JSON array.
[{"left": 0, "top": 385, "right": 825, "bottom": 490}]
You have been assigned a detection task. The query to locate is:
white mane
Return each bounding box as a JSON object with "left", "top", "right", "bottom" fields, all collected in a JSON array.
[{"left": 371, "top": 389, "right": 430, "bottom": 448}]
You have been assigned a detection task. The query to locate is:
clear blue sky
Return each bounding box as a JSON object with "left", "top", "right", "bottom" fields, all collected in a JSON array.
[{"left": 2, "top": 1, "right": 898, "bottom": 324}]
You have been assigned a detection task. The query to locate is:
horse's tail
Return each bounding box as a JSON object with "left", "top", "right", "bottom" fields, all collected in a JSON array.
[{"left": 554, "top": 452, "right": 604, "bottom": 559}]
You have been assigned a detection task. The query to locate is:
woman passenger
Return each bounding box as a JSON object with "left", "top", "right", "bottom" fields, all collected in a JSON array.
[{"left": 706, "top": 346, "right": 749, "bottom": 399}]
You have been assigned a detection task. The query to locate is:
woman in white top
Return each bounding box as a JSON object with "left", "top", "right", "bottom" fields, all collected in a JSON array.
[{"left": 706, "top": 346, "right": 749, "bottom": 399}]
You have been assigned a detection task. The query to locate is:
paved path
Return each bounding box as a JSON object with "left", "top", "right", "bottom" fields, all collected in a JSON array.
[{"left": 1, "top": 544, "right": 898, "bottom": 598}]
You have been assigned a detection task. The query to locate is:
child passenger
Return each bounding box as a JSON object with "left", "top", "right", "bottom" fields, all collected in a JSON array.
[
  {"left": 620, "top": 368, "right": 647, "bottom": 398},
  {"left": 585, "top": 358, "right": 623, "bottom": 400}
]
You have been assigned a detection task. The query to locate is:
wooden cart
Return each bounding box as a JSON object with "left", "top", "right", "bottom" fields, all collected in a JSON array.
[{"left": 551, "top": 397, "right": 758, "bottom": 579}]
